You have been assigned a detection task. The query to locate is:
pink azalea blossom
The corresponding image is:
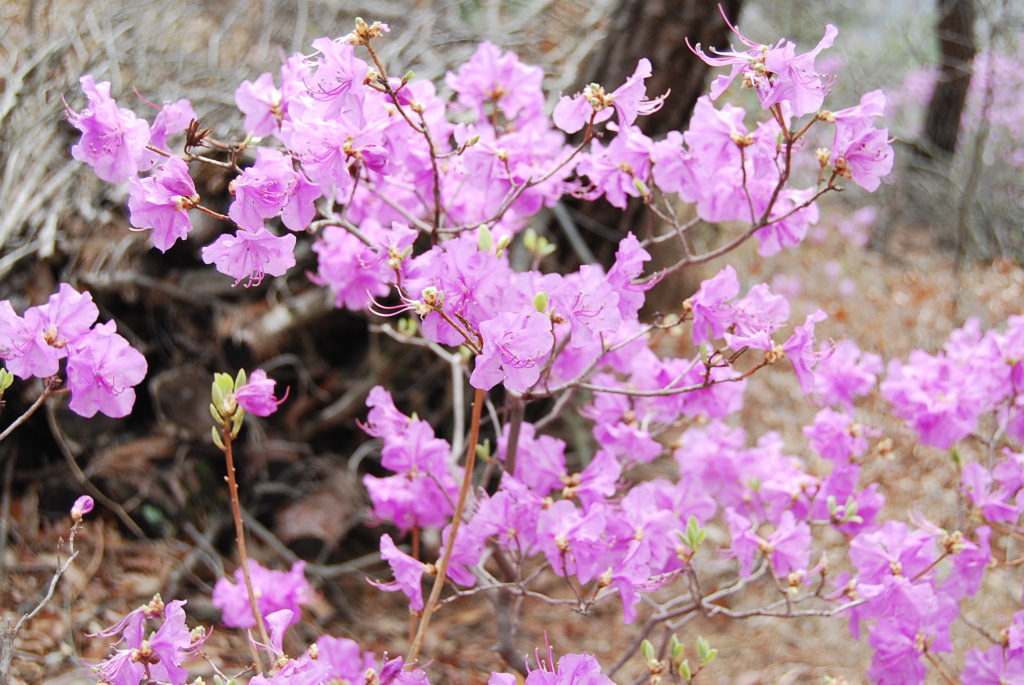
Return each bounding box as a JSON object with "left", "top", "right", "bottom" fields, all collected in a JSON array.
[
  {"left": 445, "top": 41, "right": 546, "bottom": 128},
  {"left": 236, "top": 72, "right": 284, "bottom": 136},
  {"left": 305, "top": 37, "right": 369, "bottom": 122},
  {"left": 128, "top": 156, "right": 199, "bottom": 252},
  {"left": 229, "top": 148, "right": 321, "bottom": 232},
  {"left": 91, "top": 599, "right": 206, "bottom": 685},
  {"left": 0, "top": 283, "right": 100, "bottom": 380},
  {"left": 553, "top": 58, "right": 666, "bottom": 133},
  {"left": 234, "top": 369, "right": 287, "bottom": 416},
  {"left": 783, "top": 309, "right": 828, "bottom": 394},
  {"left": 962, "top": 645, "right": 1024, "bottom": 685},
  {"left": 145, "top": 98, "right": 197, "bottom": 167},
  {"left": 828, "top": 90, "right": 894, "bottom": 192},
  {"left": 689, "top": 10, "right": 838, "bottom": 117},
  {"left": 66, "top": 75, "right": 152, "bottom": 183},
  {"left": 470, "top": 306, "right": 554, "bottom": 393},
  {"left": 201, "top": 227, "right": 297, "bottom": 287},
  {"left": 65, "top": 321, "right": 148, "bottom": 418},
  {"left": 370, "top": 534, "right": 426, "bottom": 610}
]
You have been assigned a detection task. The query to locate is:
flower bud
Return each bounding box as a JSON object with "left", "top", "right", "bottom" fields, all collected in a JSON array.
[{"left": 71, "top": 495, "right": 94, "bottom": 521}]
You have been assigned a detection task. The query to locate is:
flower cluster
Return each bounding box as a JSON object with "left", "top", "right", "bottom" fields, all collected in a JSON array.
[
  {"left": 63, "top": 15, "right": 1024, "bottom": 685},
  {"left": 0, "top": 283, "right": 147, "bottom": 417},
  {"left": 88, "top": 596, "right": 208, "bottom": 685}
]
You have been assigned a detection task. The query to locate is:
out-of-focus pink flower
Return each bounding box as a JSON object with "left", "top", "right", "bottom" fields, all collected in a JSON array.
[
  {"left": 369, "top": 534, "right": 427, "bottom": 610},
  {"left": 212, "top": 560, "right": 313, "bottom": 629},
  {"left": 236, "top": 72, "right": 284, "bottom": 137}
]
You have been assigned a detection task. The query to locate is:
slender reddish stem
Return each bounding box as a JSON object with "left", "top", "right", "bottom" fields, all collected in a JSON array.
[
  {"left": 407, "top": 387, "right": 485, "bottom": 663},
  {"left": 222, "top": 426, "right": 271, "bottom": 672}
]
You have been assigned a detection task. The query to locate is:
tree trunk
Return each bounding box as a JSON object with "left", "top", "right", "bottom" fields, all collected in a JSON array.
[
  {"left": 871, "top": 0, "right": 979, "bottom": 256},
  {"left": 921, "top": 0, "right": 977, "bottom": 158},
  {"left": 562, "top": 0, "right": 744, "bottom": 268}
]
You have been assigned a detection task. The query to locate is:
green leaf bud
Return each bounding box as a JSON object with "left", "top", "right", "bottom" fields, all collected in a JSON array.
[
  {"left": 478, "top": 224, "right": 493, "bottom": 252},
  {"left": 534, "top": 291, "right": 549, "bottom": 313},
  {"left": 641, "top": 639, "right": 656, "bottom": 662},
  {"left": 679, "top": 660, "right": 691, "bottom": 680},
  {"left": 0, "top": 368, "right": 13, "bottom": 394}
]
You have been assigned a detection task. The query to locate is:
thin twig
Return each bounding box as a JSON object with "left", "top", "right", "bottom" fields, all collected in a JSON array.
[
  {"left": 221, "top": 427, "right": 271, "bottom": 672},
  {"left": 407, "top": 386, "right": 486, "bottom": 663}
]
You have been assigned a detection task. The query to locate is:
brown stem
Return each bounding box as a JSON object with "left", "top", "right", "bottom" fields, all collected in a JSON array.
[
  {"left": 925, "top": 650, "right": 959, "bottom": 685},
  {"left": 195, "top": 204, "right": 232, "bottom": 222},
  {"left": 0, "top": 376, "right": 61, "bottom": 443},
  {"left": 222, "top": 426, "right": 271, "bottom": 673},
  {"left": 503, "top": 395, "right": 526, "bottom": 478},
  {"left": 407, "top": 387, "right": 486, "bottom": 663}
]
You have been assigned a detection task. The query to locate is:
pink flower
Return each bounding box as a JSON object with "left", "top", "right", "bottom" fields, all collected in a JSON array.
[
  {"left": 211, "top": 560, "right": 313, "bottom": 628},
  {"left": 127, "top": 156, "right": 199, "bottom": 252},
  {"left": 316, "top": 636, "right": 377, "bottom": 684},
  {"left": 144, "top": 98, "right": 197, "bottom": 167},
  {"left": 829, "top": 90, "right": 894, "bottom": 192},
  {"left": 234, "top": 369, "right": 287, "bottom": 417},
  {"left": 236, "top": 72, "right": 283, "bottom": 136},
  {"left": 0, "top": 283, "right": 100, "bottom": 380},
  {"left": 201, "top": 227, "right": 296, "bottom": 287},
  {"left": 311, "top": 223, "right": 391, "bottom": 311},
  {"left": 962, "top": 645, "right": 1024, "bottom": 685},
  {"left": 305, "top": 37, "right": 369, "bottom": 121},
  {"left": 553, "top": 58, "right": 666, "bottom": 133},
  {"left": 370, "top": 534, "right": 426, "bottom": 610},
  {"left": 689, "top": 10, "right": 838, "bottom": 117},
  {"left": 66, "top": 75, "right": 152, "bottom": 183},
  {"left": 470, "top": 306, "right": 554, "bottom": 393},
  {"left": 229, "top": 148, "right": 321, "bottom": 232},
  {"left": 575, "top": 125, "right": 654, "bottom": 210},
  {"left": 686, "top": 265, "right": 739, "bottom": 346},
  {"left": 783, "top": 309, "right": 828, "bottom": 394},
  {"left": 65, "top": 321, "right": 148, "bottom": 418},
  {"left": 445, "top": 42, "right": 545, "bottom": 128},
  {"left": 90, "top": 599, "right": 206, "bottom": 685},
  {"left": 764, "top": 510, "right": 811, "bottom": 576}
]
